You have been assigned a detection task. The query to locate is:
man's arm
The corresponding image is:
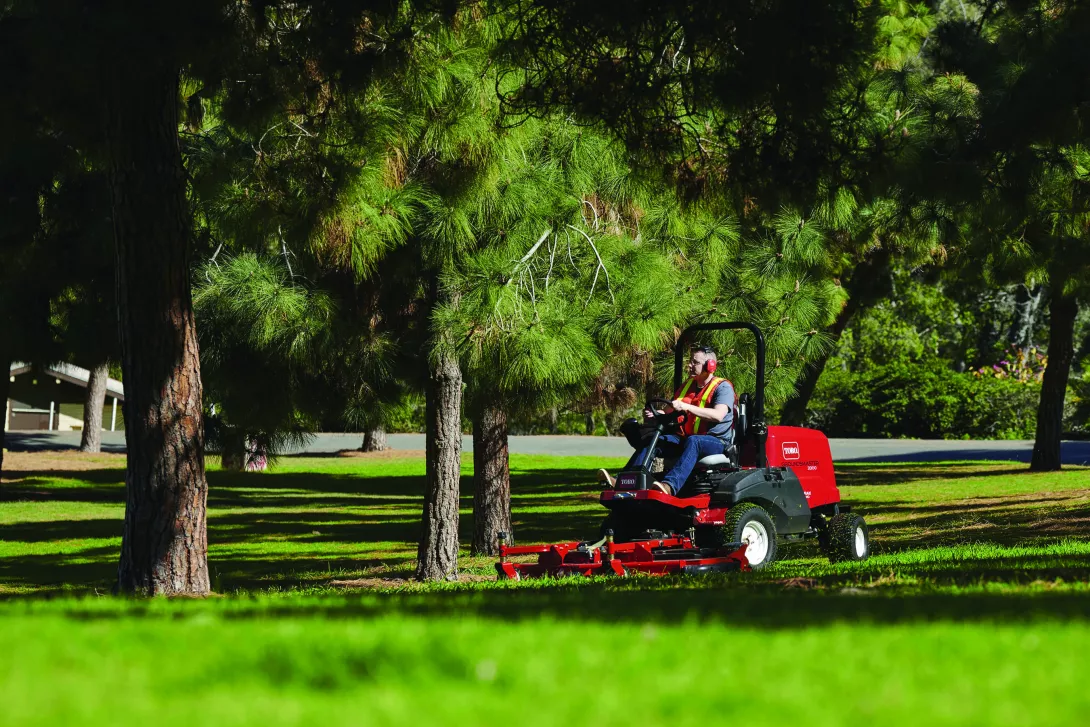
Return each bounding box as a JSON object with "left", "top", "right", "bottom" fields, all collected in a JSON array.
[
  {"left": 671, "top": 382, "right": 734, "bottom": 423},
  {"left": 670, "top": 400, "right": 730, "bottom": 422}
]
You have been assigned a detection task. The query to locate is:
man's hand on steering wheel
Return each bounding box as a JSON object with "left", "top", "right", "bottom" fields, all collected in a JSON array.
[{"left": 645, "top": 398, "right": 685, "bottom": 431}]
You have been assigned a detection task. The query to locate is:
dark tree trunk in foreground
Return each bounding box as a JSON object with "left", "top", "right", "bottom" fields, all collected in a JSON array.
[
  {"left": 106, "top": 63, "right": 209, "bottom": 595},
  {"left": 1031, "top": 291, "right": 1078, "bottom": 472},
  {"left": 80, "top": 362, "right": 110, "bottom": 453},
  {"left": 0, "top": 351, "right": 10, "bottom": 482},
  {"left": 472, "top": 403, "right": 511, "bottom": 556},
  {"left": 362, "top": 426, "right": 389, "bottom": 452},
  {"left": 416, "top": 346, "right": 463, "bottom": 580},
  {"left": 780, "top": 250, "right": 893, "bottom": 427}
]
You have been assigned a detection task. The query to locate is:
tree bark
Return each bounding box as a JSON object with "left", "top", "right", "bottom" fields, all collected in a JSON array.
[
  {"left": 472, "top": 402, "right": 511, "bottom": 556},
  {"left": 0, "top": 351, "right": 10, "bottom": 483},
  {"left": 220, "top": 428, "right": 247, "bottom": 472},
  {"left": 362, "top": 426, "right": 389, "bottom": 452},
  {"left": 1031, "top": 291, "right": 1078, "bottom": 472},
  {"left": 416, "top": 346, "right": 463, "bottom": 580},
  {"left": 106, "top": 63, "right": 209, "bottom": 595},
  {"left": 80, "top": 362, "right": 110, "bottom": 453}
]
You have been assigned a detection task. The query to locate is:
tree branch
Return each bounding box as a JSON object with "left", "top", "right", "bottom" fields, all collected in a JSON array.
[{"left": 567, "top": 224, "right": 615, "bottom": 305}]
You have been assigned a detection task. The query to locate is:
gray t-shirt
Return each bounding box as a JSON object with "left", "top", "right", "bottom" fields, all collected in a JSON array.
[{"left": 702, "top": 380, "right": 736, "bottom": 445}]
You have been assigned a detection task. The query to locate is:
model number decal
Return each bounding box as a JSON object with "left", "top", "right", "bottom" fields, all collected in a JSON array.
[
  {"left": 781, "top": 442, "right": 800, "bottom": 460},
  {"left": 785, "top": 459, "right": 820, "bottom": 470}
]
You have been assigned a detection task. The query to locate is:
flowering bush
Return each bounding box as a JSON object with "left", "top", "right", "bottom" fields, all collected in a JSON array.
[{"left": 974, "top": 347, "right": 1047, "bottom": 384}]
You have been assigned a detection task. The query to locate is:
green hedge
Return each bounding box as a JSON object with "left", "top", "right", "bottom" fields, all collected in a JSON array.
[{"left": 807, "top": 360, "right": 1040, "bottom": 439}]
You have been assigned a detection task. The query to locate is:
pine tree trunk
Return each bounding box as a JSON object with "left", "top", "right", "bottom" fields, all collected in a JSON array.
[
  {"left": 361, "top": 426, "right": 389, "bottom": 452},
  {"left": 548, "top": 407, "right": 559, "bottom": 434},
  {"left": 780, "top": 298, "right": 858, "bottom": 426},
  {"left": 472, "top": 402, "right": 511, "bottom": 556},
  {"left": 220, "top": 429, "right": 247, "bottom": 472},
  {"left": 105, "top": 63, "right": 209, "bottom": 596},
  {"left": 781, "top": 249, "right": 892, "bottom": 427},
  {"left": 0, "top": 350, "right": 10, "bottom": 483},
  {"left": 585, "top": 413, "right": 595, "bottom": 435},
  {"left": 80, "top": 362, "right": 110, "bottom": 453},
  {"left": 416, "top": 346, "right": 463, "bottom": 580},
  {"left": 1031, "top": 291, "right": 1078, "bottom": 472}
]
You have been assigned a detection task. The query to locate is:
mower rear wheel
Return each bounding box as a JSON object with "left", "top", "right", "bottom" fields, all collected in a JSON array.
[
  {"left": 826, "top": 513, "right": 870, "bottom": 562},
  {"left": 722, "top": 503, "right": 778, "bottom": 570}
]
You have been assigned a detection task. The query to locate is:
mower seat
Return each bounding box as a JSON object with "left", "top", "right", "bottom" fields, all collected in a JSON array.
[{"left": 697, "top": 445, "right": 738, "bottom": 468}]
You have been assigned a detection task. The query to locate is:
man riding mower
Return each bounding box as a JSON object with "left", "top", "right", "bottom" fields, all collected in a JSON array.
[
  {"left": 495, "top": 321, "right": 872, "bottom": 580},
  {"left": 599, "top": 344, "right": 735, "bottom": 496}
]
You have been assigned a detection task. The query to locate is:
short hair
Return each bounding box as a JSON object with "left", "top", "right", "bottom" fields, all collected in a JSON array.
[{"left": 692, "top": 345, "right": 717, "bottom": 361}]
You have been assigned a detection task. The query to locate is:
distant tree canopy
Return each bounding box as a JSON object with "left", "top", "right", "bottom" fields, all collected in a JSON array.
[{"left": 496, "top": 0, "right": 930, "bottom": 207}]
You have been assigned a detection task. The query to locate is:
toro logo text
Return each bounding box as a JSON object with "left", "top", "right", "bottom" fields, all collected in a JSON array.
[{"left": 781, "top": 442, "right": 800, "bottom": 461}]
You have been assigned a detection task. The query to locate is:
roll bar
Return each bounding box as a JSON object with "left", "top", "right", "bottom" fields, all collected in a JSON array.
[{"left": 674, "top": 321, "right": 767, "bottom": 467}]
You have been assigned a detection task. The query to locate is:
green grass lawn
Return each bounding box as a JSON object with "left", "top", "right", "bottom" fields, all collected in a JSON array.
[{"left": 1, "top": 450, "right": 1089, "bottom": 725}]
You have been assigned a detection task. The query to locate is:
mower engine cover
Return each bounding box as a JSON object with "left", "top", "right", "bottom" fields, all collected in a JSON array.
[{"left": 758, "top": 426, "right": 840, "bottom": 509}]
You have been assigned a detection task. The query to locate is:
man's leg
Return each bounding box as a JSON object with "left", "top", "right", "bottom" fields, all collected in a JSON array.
[
  {"left": 661, "top": 435, "right": 725, "bottom": 495},
  {"left": 622, "top": 435, "right": 682, "bottom": 471}
]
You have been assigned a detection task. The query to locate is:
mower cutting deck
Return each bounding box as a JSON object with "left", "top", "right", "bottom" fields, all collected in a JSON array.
[
  {"left": 496, "top": 532, "right": 750, "bottom": 580},
  {"left": 496, "top": 320, "right": 871, "bottom": 581}
]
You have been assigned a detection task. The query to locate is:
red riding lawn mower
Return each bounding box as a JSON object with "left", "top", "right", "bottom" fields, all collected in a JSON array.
[{"left": 496, "top": 321, "right": 872, "bottom": 580}]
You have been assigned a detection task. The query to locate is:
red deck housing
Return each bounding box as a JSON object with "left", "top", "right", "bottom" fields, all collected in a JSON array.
[{"left": 496, "top": 536, "right": 750, "bottom": 580}]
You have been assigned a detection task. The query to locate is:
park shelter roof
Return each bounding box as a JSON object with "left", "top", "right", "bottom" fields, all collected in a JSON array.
[{"left": 9, "top": 362, "right": 125, "bottom": 401}]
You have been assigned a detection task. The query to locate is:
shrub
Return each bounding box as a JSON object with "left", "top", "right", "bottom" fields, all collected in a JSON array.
[{"left": 807, "top": 359, "right": 1040, "bottom": 439}]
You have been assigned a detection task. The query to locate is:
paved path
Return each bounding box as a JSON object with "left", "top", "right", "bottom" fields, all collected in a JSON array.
[{"left": 5, "top": 430, "right": 1090, "bottom": 464}]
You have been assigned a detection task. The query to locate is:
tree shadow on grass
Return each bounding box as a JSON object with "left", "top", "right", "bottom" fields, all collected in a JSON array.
[
  {"left": 0, "top": 549, "right": 417, "bottom": 595},
  {"left": 0, "top": 483, "right": 124, "bottom": 504},
  {"left": 834, "top": 465, "right": 1031, "bottom": 487},
  {"left": 5, "top": 459, "right": 1089, "bottom": 602},
  {"left": 0, "top": 519, "right": 122, "bottom": 542},
  {"left": 41, "top": 579, "right": 1090, "bottom": 627},
  {"left": 0, "top": 547, "right": 118, "bottom": 592},
  {"left": 859, "top": 498, "right": 1090, "bottom": 549},
  {"left": 211, "top": 469, "right": 594, "bottom": 497}
]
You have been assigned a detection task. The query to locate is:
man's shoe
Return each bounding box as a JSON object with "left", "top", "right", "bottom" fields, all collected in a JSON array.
[
  {"left": 650, "top": 481, "right": 673, "bottom": 495},
  {"left": 596, "top": 469, "right": 615, "bottom": 487}
]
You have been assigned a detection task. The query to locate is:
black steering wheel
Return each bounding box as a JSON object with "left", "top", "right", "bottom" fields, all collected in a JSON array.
[{"left": 645, "top": 398, "right": 686, "bottom": 432}]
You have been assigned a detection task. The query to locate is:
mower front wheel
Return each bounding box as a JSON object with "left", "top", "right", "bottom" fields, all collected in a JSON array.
[
  {"left": 723, "top": 503, "right": 778, "bottom": 570},
  {"left": 826, "top": 513, "right": 870, "bottom": 562}
]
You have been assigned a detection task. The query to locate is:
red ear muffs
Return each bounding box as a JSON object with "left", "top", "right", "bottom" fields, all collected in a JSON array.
[{"left": 705, "top": 359, "right": 717, "bottom": 373}]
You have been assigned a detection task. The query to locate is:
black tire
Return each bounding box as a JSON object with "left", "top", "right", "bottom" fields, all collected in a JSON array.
[
  {"left": 826, "top": 513, "right": 870, "bottom": 562},
  {"left": 722, "top": 502, "right": 778, "bottom": 570}
]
